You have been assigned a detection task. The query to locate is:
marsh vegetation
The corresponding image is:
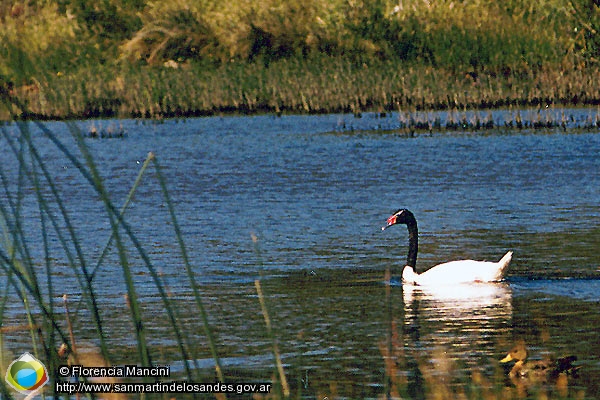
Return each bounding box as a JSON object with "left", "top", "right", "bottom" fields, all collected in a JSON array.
[{"left": 2, "top": 0, "right": 600, "bottom": 119}]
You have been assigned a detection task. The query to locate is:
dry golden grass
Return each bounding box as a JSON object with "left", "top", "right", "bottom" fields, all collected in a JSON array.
[{"left": 2, "top": 0, "right": 600, "bottom": 120}]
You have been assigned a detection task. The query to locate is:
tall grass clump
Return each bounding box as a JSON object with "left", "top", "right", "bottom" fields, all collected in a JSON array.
[
  {"left": 117, "top": 0, "right": 580, "bottom": 69},
  {"left": 118, "top": 0, "right": 219, "bottom": 65},
  {"left": 383, "top": 0, "right": 573, "bottom": 71},
  {"left": 118, "top": 0, "right": 348, "bottom": 65},
  {"left": 0, "top": 1, "right": 90, "bottom": 81}
]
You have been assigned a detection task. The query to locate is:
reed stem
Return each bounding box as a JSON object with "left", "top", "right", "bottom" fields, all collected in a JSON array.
[
  {"left": 255, "top": 279, "right": 290, "bottom": 397},
  {"left": 151, "top": 154, "right": 224, "bottom": 383}
]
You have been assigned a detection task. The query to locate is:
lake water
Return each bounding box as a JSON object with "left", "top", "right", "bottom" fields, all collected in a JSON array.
[{"left": 1, "top": 110, "right": 599, "bottom": 398}]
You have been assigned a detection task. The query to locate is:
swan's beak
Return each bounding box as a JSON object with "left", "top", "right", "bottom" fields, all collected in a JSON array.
[{"left": 382, "top": 215, "right": 397, "bottom": 231}]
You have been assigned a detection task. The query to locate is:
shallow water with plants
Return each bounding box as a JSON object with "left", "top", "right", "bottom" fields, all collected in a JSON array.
[{"left": 1, "top": 109, "right": 599, "bottom": 399}]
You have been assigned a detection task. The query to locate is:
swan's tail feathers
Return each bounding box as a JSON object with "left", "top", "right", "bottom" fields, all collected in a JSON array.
[
  {"left": 499, "top": 251, "right": 513, "bottom": 266},
  {"left": 498, "top": 251, "right": 513, "bottom": 277}
]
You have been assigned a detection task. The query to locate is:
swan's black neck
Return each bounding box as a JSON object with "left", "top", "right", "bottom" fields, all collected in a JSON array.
[{"left": 404, "top": 213, "right": 418, "bottom": 269}]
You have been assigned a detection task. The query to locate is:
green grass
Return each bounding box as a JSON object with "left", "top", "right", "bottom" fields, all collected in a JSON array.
[
  {"left": 3, "top": 58, "right": 600, "bottom": 121},
  {"left": 2, "top": 0, "right": 600, "bottom": 120}
]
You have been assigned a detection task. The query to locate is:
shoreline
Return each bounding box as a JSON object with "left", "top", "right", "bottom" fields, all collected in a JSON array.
[
  {"left": 3, "top": 61, "right": 600, "bottom": 122},
  {"left": 4, "top": 105, "right": 599, "bottom": 138}
]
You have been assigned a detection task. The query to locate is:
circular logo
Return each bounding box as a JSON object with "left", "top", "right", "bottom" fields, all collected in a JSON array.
[{"left": 5, "top": 353, "right": 49, "bottom": 394}]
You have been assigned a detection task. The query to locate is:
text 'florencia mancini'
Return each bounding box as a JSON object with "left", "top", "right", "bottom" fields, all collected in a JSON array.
[{"left": 61, "top": 365, "right": 170, "bottom": 378}]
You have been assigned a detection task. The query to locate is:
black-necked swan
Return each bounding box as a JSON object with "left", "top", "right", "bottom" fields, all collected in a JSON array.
[{"left": 382, "top": 208, "right": 512, "bottom": 285}]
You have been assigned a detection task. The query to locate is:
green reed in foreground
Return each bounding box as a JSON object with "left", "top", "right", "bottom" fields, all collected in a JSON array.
[{"left": 0, "top": 120, "right": 224, "bottom": 398}]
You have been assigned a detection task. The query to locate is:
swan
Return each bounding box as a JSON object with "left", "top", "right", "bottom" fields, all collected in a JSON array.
[{"left": 382, "top": 208, "right": 512, "bottom": 285}]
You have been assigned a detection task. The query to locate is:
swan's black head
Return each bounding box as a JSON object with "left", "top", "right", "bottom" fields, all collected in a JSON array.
[{"left": 382, "top": 209, "right": 415, "bottom": 230}]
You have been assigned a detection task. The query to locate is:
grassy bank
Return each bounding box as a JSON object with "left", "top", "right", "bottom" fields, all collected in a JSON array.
[
  {"left": 4, "top": 59, "right": 600, "bottom": 120},
  {"left": 1, "top": 0, "right": 600, "bottom": 120}
]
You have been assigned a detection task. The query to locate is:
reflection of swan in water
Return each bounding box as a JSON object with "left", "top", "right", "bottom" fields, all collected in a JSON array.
[
  {"left": 403, "top": 281, "right": 512, "bottom": 310},
  {"left": 382, "top": 209, "right": 512, "bottom": 284},
  {"left": 401, "top": 282, "right": 513, "bottom": 376}
]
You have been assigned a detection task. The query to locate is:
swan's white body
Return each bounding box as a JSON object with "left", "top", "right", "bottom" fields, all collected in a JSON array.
[
  {"left": 383, "top": 209, "right": 513, "bottom": 286},
  {"left": 402, "top": 251, "right": 513, "bottom": 285}
]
